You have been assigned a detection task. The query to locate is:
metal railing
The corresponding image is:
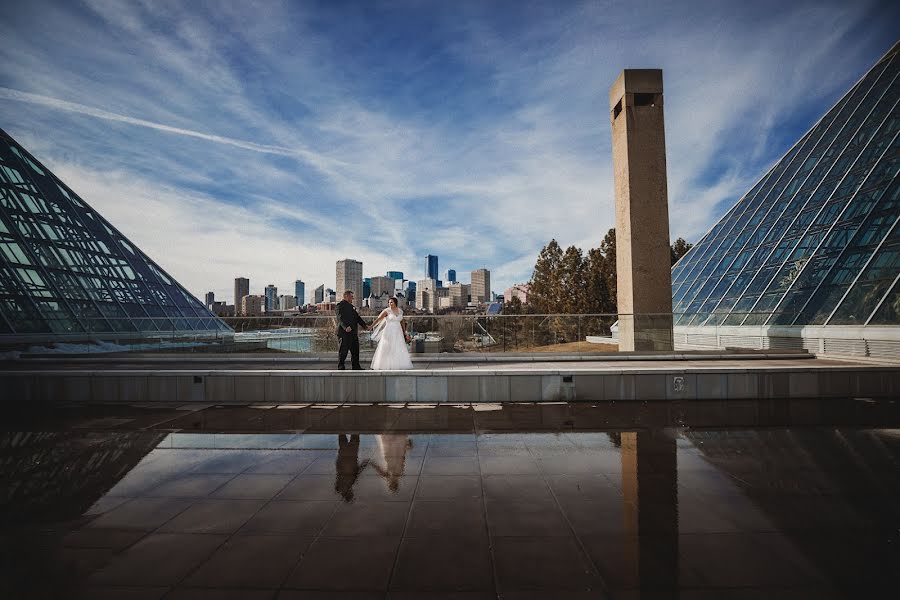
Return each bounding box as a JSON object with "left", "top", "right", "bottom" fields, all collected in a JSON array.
[
  {"left": 3, "top": 312, "right": 896, "bottom": 357},
  {"left": 215, "top": 312, "right": 682, "bottom": 353}
]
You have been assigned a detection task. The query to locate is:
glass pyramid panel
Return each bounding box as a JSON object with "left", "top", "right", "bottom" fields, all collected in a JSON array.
[
  {"left": 0, "top": 128, "right": 231, "bottom": 339},
  {"left": 672, "top": 42, "right": 900, "bottom": 328}
]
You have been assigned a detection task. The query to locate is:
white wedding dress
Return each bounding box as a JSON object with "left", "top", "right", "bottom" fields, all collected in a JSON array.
[{"left": 370, "top": 308, "right": 414, "bottom": 370}]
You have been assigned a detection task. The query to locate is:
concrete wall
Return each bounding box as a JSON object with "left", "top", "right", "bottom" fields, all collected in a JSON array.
[{"left": 4, "top": 366, "right": 898, "bottom": 404}]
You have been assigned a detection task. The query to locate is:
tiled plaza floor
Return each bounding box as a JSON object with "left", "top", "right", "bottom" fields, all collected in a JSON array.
[{"left": 2, "top": 401, "right": 899, "bottom": 599}]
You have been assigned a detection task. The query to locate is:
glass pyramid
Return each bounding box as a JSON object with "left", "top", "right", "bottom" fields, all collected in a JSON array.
[
  {"left": 0, "top": 128, "right": 231, "bottom": 339},
  {"left": 672, "top": 41, "right": 900, "bottom": 328}
]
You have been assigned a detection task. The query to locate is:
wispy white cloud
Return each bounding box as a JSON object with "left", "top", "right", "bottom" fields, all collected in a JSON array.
[
  {"left": 0, "top": 87, "right": 342, "bottom": 175},
  {"left": 0, "top": 0, "right": 895, "bottom": 299},
  {"left": 48, "top": 160, "right": 418, "bottom": 303}
]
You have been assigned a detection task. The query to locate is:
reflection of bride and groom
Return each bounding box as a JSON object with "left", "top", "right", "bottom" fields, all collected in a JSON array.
[
  {"left": 336, "top": 290, "right": 413, "bottom": 371},
  {"left": 334, "top": 433, "right": 413, "bottom": 501}
]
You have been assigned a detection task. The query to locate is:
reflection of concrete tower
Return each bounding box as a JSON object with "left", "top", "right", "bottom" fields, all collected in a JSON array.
[
  {"left": 620, "top": 429, "right": 678, "bottom": 590},
  {"left": 609, "top": 69, "right": 673, "bottom": 351}
]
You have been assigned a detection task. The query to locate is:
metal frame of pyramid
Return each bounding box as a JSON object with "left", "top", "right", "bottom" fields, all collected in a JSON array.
[
  {"left": 671, "top": 41, "right": 899, "bottom": 357},
  {"left": 0, "top": 128, "right": 233, "bottom": 344}
]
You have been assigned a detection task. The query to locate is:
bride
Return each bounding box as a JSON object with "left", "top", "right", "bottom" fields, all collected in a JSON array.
[{"left": 369, "top": 297, "right": 414, "bottom": 370}]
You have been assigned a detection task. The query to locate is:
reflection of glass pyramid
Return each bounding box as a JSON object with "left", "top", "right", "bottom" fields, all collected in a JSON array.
[
  {"left": 0, "top": 128, "right": 231, "bottom": 339},
  {"left": 673, "top": 41, "right": 899, "bottom": 328}
]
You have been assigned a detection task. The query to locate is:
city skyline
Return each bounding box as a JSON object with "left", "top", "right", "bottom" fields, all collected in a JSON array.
[
  {"left": 1, "top": 2, "right": 897, "bottom": 304},
  {"left": 220, "top": 258, "right": 495, "bottom": 310}
]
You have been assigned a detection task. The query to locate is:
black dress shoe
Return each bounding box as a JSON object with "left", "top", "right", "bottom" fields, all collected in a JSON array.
[{"left": 337, "top": 365, "right": 346, "bottom": 370}]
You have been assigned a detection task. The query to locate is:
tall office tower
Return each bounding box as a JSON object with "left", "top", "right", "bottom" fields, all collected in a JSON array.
[
  {"left": 241, "top": 294, "right": 263, "bottom": 316},
  {"left": 449, "top": 282, "right": 470, "bottom": 306},
  {"left": 471, "top": 269, "right": 491, "bottom": 303},
  {"left": 610, "top": 69, "right": 673, "bottom": 351},
  {"left": 425, "top": 255, "right": 439, "bottom": 281},
  {"left": 445, "top": 269, "right": 457, "bottom": 284},
  {"left": 416, "top": 279, "right": 437, "bottom": 313},
  {"left": 363, "top": 277, "right": 372, "bottom": 299},
  {"left": 336, "top": 259, "right": 363, "bottom": 307},
  {"left": 314, "top": 284, "right": 325, "bottom": 304},
  {"left": 264, "top": 284, "right": 278, "bottom": 311},
  {"left": 326, "top": 288, "right": 337, "bottom": 302},
  {"left": 370, "top": 276, "right": 395, "bottom": 298},
  {"left": 279, "top": 295, "right": 297, "bottom": 310},
  {"left": 295, "top": 280, "right": 305, "bottom": 306},
  {"left": 386, "top": 271, "right": 404, "bottom": 280},
  {"left": 204, "top": 292, "right": 215, "bottom": 307},
  {"left": 234, "top": 277, "right": 250, "bottom": 309}
]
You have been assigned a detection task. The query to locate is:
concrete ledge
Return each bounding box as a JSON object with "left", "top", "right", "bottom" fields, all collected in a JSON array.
[
  {"left": 4, "top": 363, "right": 898, "bottom": 403},
  {"left": 6, "top": 350, "right": 816, "bottom": 364}
]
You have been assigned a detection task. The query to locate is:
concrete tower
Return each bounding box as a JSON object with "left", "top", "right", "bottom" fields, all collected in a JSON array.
[{"left": 609, "top": 69, "right": 674, "bottom": 351}]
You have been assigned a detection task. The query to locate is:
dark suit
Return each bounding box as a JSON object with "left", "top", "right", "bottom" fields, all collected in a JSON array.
[
  {"left": 335, "top": 434, "right": 365, "bottom": 502},
  {"left": 336, "top": 299, "right": 366, "bottom": 369}
]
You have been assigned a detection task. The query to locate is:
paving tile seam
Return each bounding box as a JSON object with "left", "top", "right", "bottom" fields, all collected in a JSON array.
[
  {"left": 377, "top": 426, "right": 426, "bottom": 594},
  {"left": 520, "top": 434, "right": 610, "bottom": 596},
  {"left": 152, "top": 458, "right": 323, "bottom": 592},
  {"left": 473, "top": 421, "right": 502, "bottom": 598}
]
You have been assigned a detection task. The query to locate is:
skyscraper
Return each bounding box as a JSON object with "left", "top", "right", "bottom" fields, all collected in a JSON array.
[
  {"left": 445, "top": 269, "right": 457, "bottom": 284},
  {"left": 314, "top": 284, "right": 325, "bottom": 304},
  {"left": 449, "top": 282, "right": 470, "bottom": 306},
  {"left": 241, "top": 295, "right": 262, "bottom": 316},
  {"left": 0, "top": 128, "right": 229, "bottom": 341},
  {"left": 264, "top": 284, "right": 278, "bottom": 311},
  {"left": 295, "top": 280, "right": 305, "bottom": 306},
  {"left": 279, "top": 294, "right": 297, "bottom": 310},
  {"left": 386, "top": 271, "right": 404, "bottom": 280},
  {"left": 425, "top": 255, "right": 439, "bottom": 281},
  {"left": 471, "top": 269, "right": 491, "bottom": 303},
  {"left": 204, "top": 291, "right": 215, "bottom": 307},
  {"left": 370, "top": 276, "right": 394, "bottom": 298},
  {"left": 417, "top": 278, "right": 436, "bottom": 313},
  {"left": 336, "top": 259, "right": 363, "bottom": 307},
  {"left": 363, "top": 277, "right": 371, "bottom": 299},
  {"left": 234, "top": 277, "right": 249, "bottom": 310}
]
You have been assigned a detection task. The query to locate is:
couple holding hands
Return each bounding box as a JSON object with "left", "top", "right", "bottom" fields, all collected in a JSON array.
[{"left": 335, "top": 290, "right": 413, "bottom": 371}]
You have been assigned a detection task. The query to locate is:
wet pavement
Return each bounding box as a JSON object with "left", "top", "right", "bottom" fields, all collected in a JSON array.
[{"left": 2, "top": 400, "right": 899, "bottom": 599}]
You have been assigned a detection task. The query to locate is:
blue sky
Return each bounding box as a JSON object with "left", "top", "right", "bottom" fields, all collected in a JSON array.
[{"left": 1, "top": 0, "right": 898, "bottom": 303}]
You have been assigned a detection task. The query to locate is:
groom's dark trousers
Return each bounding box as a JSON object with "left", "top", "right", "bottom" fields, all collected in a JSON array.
[
  {"left": 337, "top": 332, "right": 361, "bottom": 370},
  {"left": 336, "top": 299, "right": 365, "bottom": 370}
]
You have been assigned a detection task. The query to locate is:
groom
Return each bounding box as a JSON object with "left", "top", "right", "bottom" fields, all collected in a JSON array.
[{"left": 336, "top": 290, "right": 369, "bottom": 370}]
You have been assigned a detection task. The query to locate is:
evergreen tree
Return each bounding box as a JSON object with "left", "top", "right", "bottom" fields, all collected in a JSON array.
[
  {"left": 600, "top": 228, "right": 617, "bottom": 310},
  {"left": 502, "top": 296, "right": 524, "bottom": 315},
  {"left": 670, "top": 237, "right": 693, "bottom": 265},
  {"left": 584, "top": 247, "right": 613, "bottom": 314},
  {"left": 559, "top": 245, "right": 586, "bottom": 313},
  {"left": 529, "top": 239, "right": 563, "bottom": 313}
]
